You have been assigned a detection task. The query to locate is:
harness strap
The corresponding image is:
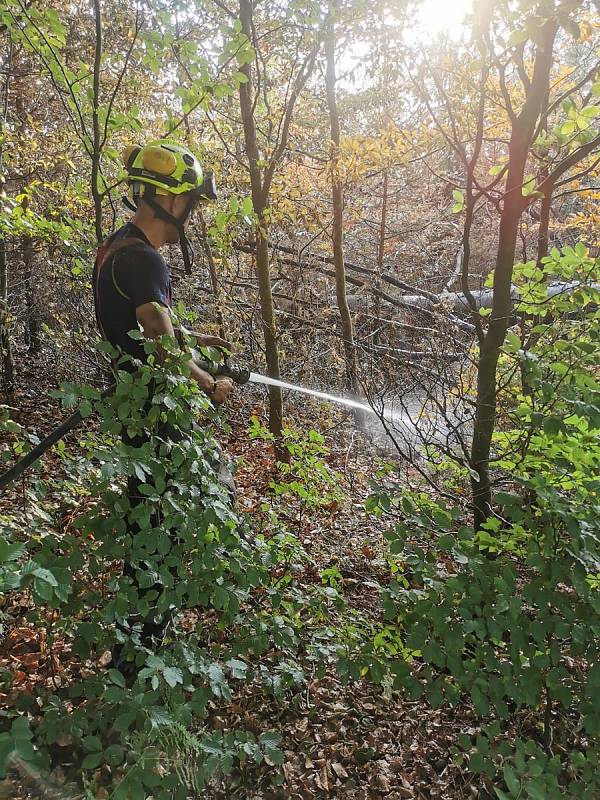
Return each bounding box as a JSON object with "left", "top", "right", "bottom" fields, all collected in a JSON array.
[
  {"left": 96, "top": 236, "right": 150, "bottom": 301},
  {"left": 94, "top": 236, "right": 151, "bottom": 348}
]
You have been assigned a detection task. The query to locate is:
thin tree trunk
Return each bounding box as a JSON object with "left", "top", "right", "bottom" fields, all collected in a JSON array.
[
  {"left": 198, "top": 210, "right": 226, "bottom": 339},
  {"left": 374, "top": 169, "right": 388, "bottom": 347},
  {"left": 91, "top": 0, "right": 103, "bottom": 243},
  {"left": 470, "top": 21, "right": 557, "bottom": 529},
  {"left": 0, "top": 38, "right": 15, "bottom": 395},
  {"left": 238, "top": 0, "right": 284, "bottom": 443},
  {"left": 14, "top": 91, "right": 39, "bottom": 356},
  {"left": 21, "top": 198, "right": 39, "bottom": 354},
  {"left": 325, "top": 13, "right": 361, "bottom": 411}
]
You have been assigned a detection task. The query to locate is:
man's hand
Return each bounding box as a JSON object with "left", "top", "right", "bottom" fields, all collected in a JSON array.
[
  {"left": 210, "top": 376, "right": 234, "bottom": 405},
  {"left": 188, "top": 331, "right": 233, "bottom": 352},
  {"left": 136, "top": 305, "right": 234, "bottom": 403}
]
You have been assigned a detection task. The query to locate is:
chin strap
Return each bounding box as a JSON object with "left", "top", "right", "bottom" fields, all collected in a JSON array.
[{"left": 122, "top": 185, "right": 196, "bottom": 273}]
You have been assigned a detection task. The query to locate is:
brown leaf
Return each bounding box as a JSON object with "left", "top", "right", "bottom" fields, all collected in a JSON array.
[
  {"left": 331, "top": 762, "right": 349, "bottom": 779},
  {"left": 18, "top": 653, "right": 41, "bottom": 667},
  {"left": 374, "top": 771, "right": 391, "bottom": 791},
  {"left": 318, "top": 763, "right": 329, "bottom": 792}
]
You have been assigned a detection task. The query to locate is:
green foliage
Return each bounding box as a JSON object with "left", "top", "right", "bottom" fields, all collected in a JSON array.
[
  {"left": 249, "top": 416, "right": 343, "bottom": 511},
  {"left": 0, "top": 340, "right": 300, "bottom": 794},
  {"left": 358, "top": 247, "right": 600, "bottom": 797}
]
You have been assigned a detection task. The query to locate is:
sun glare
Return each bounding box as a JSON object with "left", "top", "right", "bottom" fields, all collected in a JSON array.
[{"left": 415, "top": 0, "right": 474, "bottom": 40}]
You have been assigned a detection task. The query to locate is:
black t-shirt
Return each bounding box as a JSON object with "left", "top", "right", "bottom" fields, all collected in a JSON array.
[{"left": 93, "top": 223, "right": 172, "bottom": 368}]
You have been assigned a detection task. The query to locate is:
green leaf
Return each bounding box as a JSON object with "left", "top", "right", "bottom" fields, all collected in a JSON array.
[
  {"left": 521, "top": 176, "right": 536, "bottom": 197},
  {"left": 471, "top": 684, "right": 489, "bottom": 716},
  {"left": 163, "top": 666, "right": 183, "bottom": 687},
  {"left": 82, "top": 735, "right": 102, "bottom": 752},
  {"left": 147, "top": 708, "right": 175, "bottom": 728},
  {"left": 31, "top": 567, "right": 58, "bottom": 586},
  {"left": 469, "top": 752, "right": 487, "bottom": 773},
  {"left": 226, "top": 658, "right": 247, "bottom": 679},
  {"left": 104, "top": 744, "right": 125, "bottom": 767},
  {"left": 82, "top": 751, "right": 103, "bottom": 769},
  {"left": 505, "top": 331, "right": 521, "bottom": 353},
  {"left": 0, "top": 538, "right": 26, "bottom": 563},
  {"left": 0, "top": 735, "right": 14, "bottom": 779},
  {"left": 108, "top": 669, "right": 126, "bottom": 688},
  {"left": 355, "top": 746, "right": 376, "bottom": 763},
  {"left": 508, "top": 28, "right": 528, "bottom": 47},
  {"left": 524, "top": 778, "right": 548, "bottom": 800},
  {"left": 452, "top": 189, "right": 464, "bottom": 213},
  {"left": 504, "top": 765, "right": 520, "bottom": 795},
  {"left": 10, "top": 717, "right": 32, "bottom": 741}
]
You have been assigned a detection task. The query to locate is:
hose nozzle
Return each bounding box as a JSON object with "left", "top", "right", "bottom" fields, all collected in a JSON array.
[
  {"left": 217, "top": 362, "right": 251, "bottom": 385},
  {"left": 196, "top": 358, "right": 250, "bottom": 385}
]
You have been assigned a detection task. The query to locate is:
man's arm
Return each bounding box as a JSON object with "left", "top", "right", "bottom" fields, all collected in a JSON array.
[
  {"left": 175, "top": 326, "right": 232, "bottom": 352},
  {"left": 136, "top": 302, "right": 233, "bottom": 404}
]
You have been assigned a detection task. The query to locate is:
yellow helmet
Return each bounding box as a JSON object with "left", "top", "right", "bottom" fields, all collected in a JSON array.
[{"left": 122, "top": 140, "right": 216, "bottom": 202}]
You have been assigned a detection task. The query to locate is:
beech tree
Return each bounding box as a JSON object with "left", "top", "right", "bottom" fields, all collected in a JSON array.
[{"left": 235, "top": 0, "right": 320, "bottom": 442}]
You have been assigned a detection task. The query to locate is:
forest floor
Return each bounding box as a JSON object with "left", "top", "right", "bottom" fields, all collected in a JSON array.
[{"left": 0, "top": 366, "right": 485, "bottom": 800}]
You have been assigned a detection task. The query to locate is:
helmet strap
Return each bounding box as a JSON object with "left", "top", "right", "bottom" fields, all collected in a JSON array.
[
  {"left": 141, "top": 186, "right": 196, "bottom": 274},
  {"left": 122, "top": 195, "right": 137, "bottom": 212}
]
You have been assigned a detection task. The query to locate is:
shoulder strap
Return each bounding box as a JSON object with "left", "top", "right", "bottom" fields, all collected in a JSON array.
[{"left": 96, "top": 236, "right": 151, "bottom": 302}]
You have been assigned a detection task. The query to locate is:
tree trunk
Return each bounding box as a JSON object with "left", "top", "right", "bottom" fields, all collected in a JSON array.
[
  {"left": 21, "top": 198, "right": 40, "bottom": 354},
  {"left": 238, "top": 0, "right": 284, "bottom": 443},
  {"left": 325, "top": 13, "right": 361, "bottom": 414},
  {"left": 91, "top": 0, "right": 103, "bottom": 243},
  {"left": 470, "top": 21, "right": 557, "bottom": 530},
  {"left": 0, "top": 240, "right": 14, "bottom": 396},
  {"left": 374, "top": 169, "right": 388, "bottom": 347},
  {"left": 0, "top": 38, "right": 15, "bottom": 395},
  {"left": 198, "top": 210, "right": 226, "bottom": 340}
]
